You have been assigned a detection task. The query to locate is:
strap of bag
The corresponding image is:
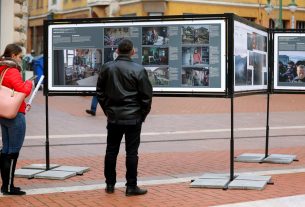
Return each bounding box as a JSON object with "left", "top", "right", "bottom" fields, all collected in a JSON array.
[{"left": 0, "top": 68, "right": 9, "bottom": 86}]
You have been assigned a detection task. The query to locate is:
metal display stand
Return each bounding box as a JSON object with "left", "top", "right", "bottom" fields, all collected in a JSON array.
[
  {"left": 235, "top": 92, "right": 298, "bottom": 164},
  {"left": 235, "top": 30, "right": 298, "bottom": 165},
  {"left": 191, "top": 15, "right": 272, "bottom": 190},
  {"left": 16, "top": 14, "right": 274, "bottom": 187},
  {"left": 191, "top": 96, "right": 272, "bottom": 190},
  {"left": 15, "top": 70, "right": 90, "bottom": 180}
]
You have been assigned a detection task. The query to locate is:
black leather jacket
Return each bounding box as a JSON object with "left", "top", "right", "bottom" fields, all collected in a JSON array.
[{"left": 96, "top": 55, "right": 153, "bottom": 124}]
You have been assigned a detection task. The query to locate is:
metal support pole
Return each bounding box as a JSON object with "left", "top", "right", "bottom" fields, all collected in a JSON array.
[
  {"left": 45, "top": 93, "right": 50, "bottom": 170},
  {"left": 265, "top": 92, "right": 270, "bottom": 158},
  {"left": 230, "top": 95, "right": 234, "bottom": 181}
]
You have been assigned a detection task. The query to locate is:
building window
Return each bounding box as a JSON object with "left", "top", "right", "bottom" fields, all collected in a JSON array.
[
  {"left": 148, "top": 12, "right": 163, "bottom": 16},
  {"left": 121, "top": 13, "right": 137, "bottom": 17},
  {"left": 243, "top": 17, "right": 256, "bottom": 22},
  {"left": 52, "top": 0, "right": 57, "bottom": 5},
  {"left": 37, "top": 0, "right": 43, "bottom": 9},
  {"left": 269, "top": 19, "right": 287, "bottom": 29},
  {"left": 296, "top": 21, "right": 305, "bottom": 29},
  {"left": 269, "top": 19, "right": 275, "bottom": 29}
]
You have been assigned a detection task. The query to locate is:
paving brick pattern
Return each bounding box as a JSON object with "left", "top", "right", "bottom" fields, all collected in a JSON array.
[{"left": 1, "top": 93, "right": 305, "bottom": 206}]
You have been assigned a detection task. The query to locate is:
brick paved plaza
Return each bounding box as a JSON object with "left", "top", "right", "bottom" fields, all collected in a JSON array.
[{"left": 1, "top": 92, "right": 305, "bottom": 206}]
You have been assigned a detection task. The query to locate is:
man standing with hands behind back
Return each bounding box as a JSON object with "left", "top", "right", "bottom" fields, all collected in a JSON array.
[{"left": 96, "top": 39, "right": 152, "bottom": 196}]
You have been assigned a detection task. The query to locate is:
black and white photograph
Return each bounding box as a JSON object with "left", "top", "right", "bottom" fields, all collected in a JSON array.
[
  {"left": 181, "top": 67, "right": 209, "bottom": 86},
  {"left": 142, "top": 47, "right": 169, "bottom": 65},
  {"left": 182, "top": 25, "right": 209, "bottom": 45},
  {"left": 104, "top": 47, "right": 118, "bottom": 63},
  {"left": 145, "top": 66, "right": 169, "bottom": 86},
  {"left": 142, "top": 27, "right": 169, "bottom": 45},
  {"left": 235, "top": 55, "right": 248, "bottom": 86}
]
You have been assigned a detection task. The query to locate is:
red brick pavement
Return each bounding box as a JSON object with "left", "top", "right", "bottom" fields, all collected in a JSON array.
[
  {"left": 37, "top": 93, "right": 305, "bottom": 116},
  {"left": 2, "top": 93, "right": 305, "bottom": 206},
  {"left": 2, "top": 172, "right": 305, "bottom": 207},
  {"left": 5, "top": 146, "right": 304, "bottom": 207}
]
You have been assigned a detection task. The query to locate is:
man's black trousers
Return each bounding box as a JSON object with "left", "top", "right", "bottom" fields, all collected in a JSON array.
[{"left": 104, "top": 122, "right": 142, "bottom": 186}]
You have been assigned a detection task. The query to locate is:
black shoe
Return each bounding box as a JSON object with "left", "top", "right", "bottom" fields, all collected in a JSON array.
[
  {"left": 2, "top": 188, "right": 26, "bottom": 195},
  {"left": 1, "top": 186, "right": 21, "bottom": 193},
  {"left": 126, "top": 186, "right": 147, "bottom": 196},
  {"left": 86, "top": 109, "right": 96, "bottom": 116},
  {"left": 105, "top": 184, "right": 115, "bottom": 194}
]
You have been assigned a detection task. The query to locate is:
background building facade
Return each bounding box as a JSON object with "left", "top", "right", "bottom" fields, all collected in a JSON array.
[
  {"left": 26, "top": 0, "right": 305, "bottom": 55},
  {"left": 0, "top": 0, "right": 28, "bottom": 53}
]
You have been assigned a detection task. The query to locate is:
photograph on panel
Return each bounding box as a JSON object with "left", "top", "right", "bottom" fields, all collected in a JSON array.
[
  {"left": 53, "top": 48, "right": 102, "bottom": 86},
  {"left": 247, "top": 32, "right": 267, "bottom": 52},
  {"left": 181, "top": 25, "right": 209, "bottom": 45},
  {"left": 182, "top": 47, "right": 209, "bottom": 66},
  {"left": 248, "top": 51, "right": 266, "bottom": 85},
  {"left": 142, "top": 47, "right": 169, "bottom": 65},
  {"left": 104, "top": 47, "right": 118, "bottom": 63},
  {"left": 181, "top": 67, "right": 209, "bottom": 87},
  {"left": 235, "top": 54, "right": 249, "bottom": 86},
  {"left": 104, "top": 27, "right": 130, "bottom": 46},
  {"left": 278, "top": 51, "right": 305, "bottom": 83},
  {"left": 142, "top": 27, "right": 169, "bottom": 46},
  {"left": 145, "top": 66, "right": 169, "bottom": 86}
]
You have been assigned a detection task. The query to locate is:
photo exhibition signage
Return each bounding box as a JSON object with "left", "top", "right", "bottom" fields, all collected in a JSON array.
[
  {"left": 274, "top": 33, "right": 305, "bottom": 90},
  {"left": 48, "top": 20, "right": 226, "bottom": 94}
]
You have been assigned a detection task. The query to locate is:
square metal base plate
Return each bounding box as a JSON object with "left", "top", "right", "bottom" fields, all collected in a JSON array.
[
  {"left": 263, "top": 154, "right": 296, "bottom": 164},
  {"left": 234, "top": 153, "right": 265, "bottom": 163},
  {"left": 15, "top": 169, "right": 45, "bottom": 178},
  {"left": 191, "top": 173, "right": 271, "bottom": 190},
  {"left": 34, "top": 170, "right": 76, "bottom": 180},
  {"left": 22, "top": 164, "right": 60, "bottom": 170},
  {"left": 228, "top": 179, "right": 267, "bottom": 190},
  {"left": 52, "top": 166, "right": 90, "bottom": 175}
]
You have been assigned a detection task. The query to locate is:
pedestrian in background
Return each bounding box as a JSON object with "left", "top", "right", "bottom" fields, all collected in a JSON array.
[
  {"left": 86, "top": 96, "right": 98, "bottom": 116},
  {"left": 96, "top": 39, "right": 152, "bottom": 196},
  {"left": 0, "top": 44, "right": 33, "bottom": 195}
]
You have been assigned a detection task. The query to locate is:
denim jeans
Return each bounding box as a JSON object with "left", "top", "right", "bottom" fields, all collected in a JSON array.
[
  {"left": 90, "top": 96, "right": 98, "bottom": 112},
  {"left": 0, "top": 113, "right": 26, "bottom": 154},
  {"left": 104, "top": 122, "right": 142, "bottom": 187}
]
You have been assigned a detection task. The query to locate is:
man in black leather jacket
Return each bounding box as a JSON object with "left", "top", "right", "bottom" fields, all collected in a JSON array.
[{"left": 96, "top": 39, "right": 152, "bottom": 196}]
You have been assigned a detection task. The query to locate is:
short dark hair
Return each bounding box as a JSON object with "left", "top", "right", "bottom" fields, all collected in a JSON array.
[{"left": 118, "top": 39, "right": 133, "bottom": 54}]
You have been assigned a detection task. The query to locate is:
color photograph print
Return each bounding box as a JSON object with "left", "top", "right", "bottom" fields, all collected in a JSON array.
[
  {"left": 53, "top": 48, "right": 102, "bottom": 86},
  {"left": 182, "top": 25, "right": 209, "bottom": 45},
  {"left": 145, "top": 66, "right": 169, "bottom": 86},
  {"left": 181, "top": 66, "right": 209, "bottom": 87},
  {"left": 247, "top": 32, "right": 267, "bottom": 52},
  {"left": 142, "top": 47, "right": 169, "bottom": 65},
  {"left": 142, "top": 27, "right": 169, "bottom": 46},
  {"left": 104, "top": 27, "right": 130, "bottom": 46},
  {"left": 182, "top": 47, "right": 209, "bottom": 66},
  {"left": 278, "top": 51, "right": 305, "bottom": 83}
]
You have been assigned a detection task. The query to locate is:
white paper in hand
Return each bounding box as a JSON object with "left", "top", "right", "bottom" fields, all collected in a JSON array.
[{"left": 26, "top": 75, "right": 44, "bottom": 111}]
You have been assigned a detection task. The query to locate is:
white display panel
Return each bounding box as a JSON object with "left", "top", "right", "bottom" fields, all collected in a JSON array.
[
  {"left": 47, "top": 20, "right": 226, "bottom": 94},
  {"left": 274, "top": 33, "right": 305, "bottom": 90},
  {"left": 234, "top": 21, "right": 268, "bottom": 92}
]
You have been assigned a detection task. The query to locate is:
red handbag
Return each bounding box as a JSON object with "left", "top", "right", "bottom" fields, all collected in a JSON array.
[{"left": 0, "top": 68, "right": 26, "bottom": 119}]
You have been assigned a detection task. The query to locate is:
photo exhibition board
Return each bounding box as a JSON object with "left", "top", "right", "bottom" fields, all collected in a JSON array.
[
  {"left": 48, "top": 20, "right": 226, "bottom": 94},
  {"left": 234, "top": 21, "right": 268, "bottom": 92},
  {"left": 274, "top": 33, "right": 305, "bottom": 91}
]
